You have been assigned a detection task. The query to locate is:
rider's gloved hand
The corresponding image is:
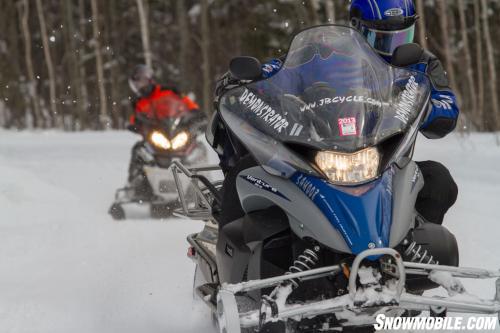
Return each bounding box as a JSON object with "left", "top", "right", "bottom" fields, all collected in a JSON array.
[
  {"left": 215, "top": 71, "right": 244, "bottom": 99},
  {"left": 261, "top": 58, "right": 283, "bottom": 78},
  {"left": 408, "top": 51, "right": 459, "bottom": 139}
]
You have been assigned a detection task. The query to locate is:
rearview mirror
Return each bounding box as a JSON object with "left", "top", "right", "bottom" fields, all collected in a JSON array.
[
  {"left": 391, "top": 43, "right": 424, "bottom": 67},
  {"left": 229, "top": 56, "right": 262, "bottom": 81}
]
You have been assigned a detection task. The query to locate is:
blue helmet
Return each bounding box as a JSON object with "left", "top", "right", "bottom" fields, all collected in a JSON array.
[{"left": 349, "top": 0, "right": 418, "bottom": 56}]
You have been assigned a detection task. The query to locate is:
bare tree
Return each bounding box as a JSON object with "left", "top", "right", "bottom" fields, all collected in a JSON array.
[
  {"left": 480, "top": 0, "right": 499, "bottom": 131},
  {"left": 62, "top": 0, "right": 85, "bottom": 130},
  {"left": 436, "top": 0, "right": 457, "bottom": 93},
  {"left": 415, "top": 0, "right": 428, "bottom": 49},
  {"left": 308, "top": 0, "right": 321, "bottom": 25},
  {"left": 457, "top": 0, "right": 476, "bottom": 125},
  {"left": 35, "top": 0, "right": 58, "bottom": 127},
  {"left": 200, "top": 0, "right": 211, "bottom": 116},
  {"left": 136, "top": 0, "right": 152, "bottom": 69},
  {"left": 324, "top": 0, "right": 336, "bottom": 23},
  {"left": 77, "top": 0, "right": 90, "bottom": 129},
  {"left": 107, "top": 0, "right": 123, "bottom": 129},
  {"left": 17, "top": 0, "right": 43, "bottom": 128},
  {"left": 2, "top": 1, "right": 26, "bottom": 128},
  {"left": 90, "top": 0, "right": 108, "bottom": 128},
  {"left": 294, "top": 2, "right": 310, "bottom": 26},
  {"left": 474, "top": 0, "right": 484, "bottom": 130},
  {"left": 176, "top": 0, "right": 190, "bottom": 92}
]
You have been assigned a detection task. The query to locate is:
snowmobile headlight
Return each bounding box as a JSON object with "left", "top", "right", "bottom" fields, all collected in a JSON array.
[
  {"left": 315, "top": 147, "right": 380, "bottom": 184},
  {"left": 171, "top": 131, "right": 189, "bottom": 150},
  {"left": 150, "top": 131, "right": 171, "bottom": 150}
]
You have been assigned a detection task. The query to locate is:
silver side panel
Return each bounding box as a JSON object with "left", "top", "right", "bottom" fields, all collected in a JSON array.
[
  {"left": 389, "top": 161, "right": 424, "bottom": 247},
  {"left": 144, "top": 165, "right": 185, "bottom": 201},
  {"left": 236, "top": 167, "right": 351, "bottom": 253}
]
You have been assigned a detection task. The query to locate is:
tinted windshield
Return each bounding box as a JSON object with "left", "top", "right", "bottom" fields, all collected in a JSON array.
[
  {"left": 139, "top": 94, "right": 191, "bottom": 134},
  {"left": 142, "top": 94, "right": 189, "bottom": 120},
  {"left": 220, "top": 26, "right": 431, "bottom": 160}
]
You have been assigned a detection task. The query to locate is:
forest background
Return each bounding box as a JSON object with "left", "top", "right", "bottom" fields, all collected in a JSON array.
[{"left": 0, "top": 0, "right": 496, "bottom": 133}]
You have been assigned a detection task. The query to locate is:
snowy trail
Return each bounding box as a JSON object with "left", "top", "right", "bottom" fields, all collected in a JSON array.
[
  {"left": 0, "top": 130, "right": 499, "bottom": 333},
  {"left": 0, "top": 131, "right": 213, "bottom": 333}
]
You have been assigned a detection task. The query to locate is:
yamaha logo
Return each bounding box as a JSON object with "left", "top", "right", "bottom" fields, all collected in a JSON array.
[{"left": 385, "top": 8, "right": 404, "bottom": 17}]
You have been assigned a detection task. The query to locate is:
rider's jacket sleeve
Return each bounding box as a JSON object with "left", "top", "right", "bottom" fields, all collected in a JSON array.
[
  {"left": 408, "top": 51, "right": 459, "bottom": 139},
  {"left": 181, "top": 95, "right": 200, "bottom": 111}
]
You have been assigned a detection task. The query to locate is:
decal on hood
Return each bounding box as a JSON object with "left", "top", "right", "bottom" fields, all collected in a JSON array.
[
  {"left": 239, "top": 89, "right": 290, "bottom": 133},
  {"left": 240, "top": 174, "right": 290, "bottom": 201}
]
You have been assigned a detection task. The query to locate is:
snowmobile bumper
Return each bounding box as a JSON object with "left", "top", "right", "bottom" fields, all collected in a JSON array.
[
  {"left": 108, "top": 185, "right": 180, "bottom": 220},
  {"left": 170, "top": 161, "right": 222, "bottom": 220},
  {"left": 217, "top": 248, "right": 500, "bottom": 332}
]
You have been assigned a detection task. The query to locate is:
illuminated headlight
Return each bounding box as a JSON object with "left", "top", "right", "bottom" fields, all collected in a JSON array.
[
  {"left": 171, "top": 131, "right": 189, "bottom": 150},
  {"left": 315, "top": 147, "right": 380, "bottom": 184},
  {"left": 150, "top": 131, "right": 171, "bottom": 150}
]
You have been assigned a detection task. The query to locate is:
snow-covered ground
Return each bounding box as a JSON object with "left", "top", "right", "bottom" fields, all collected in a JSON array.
[{"left": 0, "top": 130, "right": 499, "bottom": 333}]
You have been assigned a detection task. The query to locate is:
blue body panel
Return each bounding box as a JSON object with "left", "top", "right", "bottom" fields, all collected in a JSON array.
[{"left": 291, "top": 169, "right": 394, "bottom": 256}]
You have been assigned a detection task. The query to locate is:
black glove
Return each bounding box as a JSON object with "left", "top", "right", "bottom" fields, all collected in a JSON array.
[
  {"left": 420, "top": 51, "right": 451, "bottom": 91},
  {"left": 215, "top": 71, "right": 237, "bottom": 98}
]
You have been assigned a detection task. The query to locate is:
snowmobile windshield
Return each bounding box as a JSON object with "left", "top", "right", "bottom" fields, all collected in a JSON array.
[
  {"left": 219, "top": 25, "right": 431, "bottom": 177},
  {"left": 142, "top": 94, "right": 189, "bottom": 121},
  {"left": 139, "top": 94, "right": 190, "bottom": 133}
]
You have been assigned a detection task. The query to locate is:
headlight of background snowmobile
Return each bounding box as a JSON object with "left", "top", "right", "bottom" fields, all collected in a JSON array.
[
  {"left": 315, "top": 147, "right": 380, "bottom": 184},
  {"left": 171, "top": 131, "right": 189, "bottom": 150},
  {"left": 150, "top": 131, "right": 171, "bottom": 150}
]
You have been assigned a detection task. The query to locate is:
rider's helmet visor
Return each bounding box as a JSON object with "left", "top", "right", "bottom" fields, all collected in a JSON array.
[{"left": 360, "top": 24, "right": 415, "bottom": 56}]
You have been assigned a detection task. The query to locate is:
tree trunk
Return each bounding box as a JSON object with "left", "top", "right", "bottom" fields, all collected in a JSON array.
[
  {"left": 436, "top": 0, "right": 457, "bottom": 92},
  {"left": 474, "top": 0, "right": 484, "bottom": 130},
  {"left": 176, "top": 0, "right": 190, "bottom": 92},
  {"left": 4, "top": 0, "right": 27, "bottom": 128},
  {"left": 308, "top": 0, "right": 320, "bottom": 25},
  {"left": 90, "top": 0, "right": 109, "bottom": 128},
  {"left": 107, "top": 0, "right": 121, "bottom": 129},
  {"left": 480, "top": 0, "right": 499, "bottom": 131},
  {"left": 415, "top": 0, "right": 428, "bottom": 49},
  {"left": 35, "top": 0, "right": 58, "bottom": 128},
  {"left": 457, "top": 0, "right": 476, "bottom": 127},
  {"left": 62, "top": 0, "right": 85, "bottom": 131},
  {"left": 78, "top": 0, "right": 90, "bottom": 129},
  {"left": 17, "top": 0, "right": 43, "bottom": 128},
  {"left": 294, "top": 2, "right": 310, "bottom": 26},
  {"left": 324, "top": 0, "right": 336, "bottom": 23},
  {"left": 200, "top": 0, "right": 211, "bottom": 116},
  {"left": 136, "top": 0, "right": 152, "bottom": 69}
]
